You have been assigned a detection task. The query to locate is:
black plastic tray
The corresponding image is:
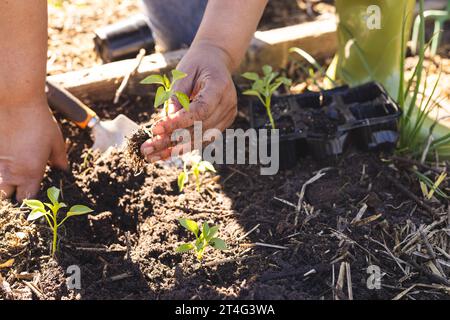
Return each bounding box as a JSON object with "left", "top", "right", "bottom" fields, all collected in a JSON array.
[{"left": 247, "top": 82, "right": 402, "bottom": 168}]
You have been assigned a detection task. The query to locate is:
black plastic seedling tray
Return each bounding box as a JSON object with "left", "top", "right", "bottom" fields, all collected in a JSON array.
[{"left": 247, "top": 82, "right": 402, "bottom": 169}]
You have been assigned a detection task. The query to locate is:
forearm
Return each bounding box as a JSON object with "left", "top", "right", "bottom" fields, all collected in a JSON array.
[
  {"left": 191, "top": 0, "right": 267, "bottom": 71},
  {"left": 0, "top": 0, "right": 48, "bottom": 107}
]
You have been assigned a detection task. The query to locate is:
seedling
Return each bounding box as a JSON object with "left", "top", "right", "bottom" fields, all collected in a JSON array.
[
  {"left": 242, "top": 65, "right": 292, "bottom": 129},
  {"left": 178, "top": 157, "right": 216, "bottom": 193},
  {"left": 176, "top": 218, "right": 227, "bottom": 261},
  {"left": 140, "top": 69, "right": 190, "bottom": 115},
  {"left": 22, "top": 187, "right": 93, "bottom": 257}
]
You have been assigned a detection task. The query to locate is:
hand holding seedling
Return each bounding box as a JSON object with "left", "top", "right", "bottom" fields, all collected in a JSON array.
[
  {"left": 178, "top": 158, "right": 216, "bottom": 192},
  {"left": 242, "top": 65, "right": 292, "bottom": 129},
  {"left": 141, "top": 69, "right": 190, "bottom": 116},
  {"left": 139, "top": 0, "right": 269, "bottom": 163},
  {"left": 176, "top": 218, "right": 227, "bottom": 261},
  {"left": 23, "top": 187, "right": 93, "bottom": 256},
  {"left": 140, "top": 44, "right": 238, "bottom": 163}
]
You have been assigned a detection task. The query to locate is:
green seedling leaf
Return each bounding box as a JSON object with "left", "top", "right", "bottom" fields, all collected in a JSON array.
[
  {"left": 154, "top": 86, "right": 167, "bottom": 108},
  {"left": 140, "top": 74, "right": 164, "bottom": 86},
  {"left": 27, "top": 209, "right": 48, "bottom": 221},
  {"left": 265, "top": 72, "right": 279, "bottom": 86},
  {"left": 270, "top": 82, "right": 284, "bottom": 94},
  {"left": 23, "top": 199, "right": 45, "bottom": 212},
  {"left": 202, "top": 222, "right": 210, "bottom": 239},
  {"left": 163, "top": 75, "right": 170, "bottom": 88},
  {"left": 51, "top": 202, "right": 67, "bottom": 215},
  {"left": 175, "top": 91, "right": 190, "bottom": 111},
  {"left": 178, "top": 171, "right": 188, "bottom": 192},
  {"left": 142, "top": 69, "right": 193, "bottom": 116},
  {"left": 66, "top": 205, "right": 93, "bottom": 217},
  {"left": 176, "top": 218, "right": 227, "bottom": 261},
  {"left": 242, "top": 72, "right": 259, "bottom": 81},
  {"left": 23, "top": 186, "right": 94, "bottom": 257},
  {"left": 206, "top": 225, "right": 219, "bottom": 241},
  {"left": 195, "top": 237, "right": 206, "bottom": 253},
  {"left": 281, "top": 77, "right": 292, "bottom": 85},
  {"left": 171, "top": 69, "right": 187, "bottom": 81},
  {"left": 210, "top": 238, "right": 227, "bottom": 250},
  {"left": 179, "top": 218, "right": 199, "bottom": 237},
  {"left": 47, "top": 187, "right": 60, "bottom": 206},
  {"left": 176, "top": 243, "right": 194, "bottom": 253},
  {"left": 198, "top": 161, "right": 216, "bottom": 173},
  {"left": 192, "top": 166, "right": 200, "bottom": 180},
  {"left": 44, "top": 202, "right": 54, "bottom": 211},
  {"left": 262, "top": 65, "right": 273, "bottom": 75},
  {"left": 179, "top": 158, "right": 216, "bottom": 194},
  {"left": 242, "top": 90, "right": 261, "bottom": 98},
  {"left": 242, "top": 65, "right": 291, "bottom": 130},
  {"left": 252, "top": 79, "right": 265, "bottom": 92}
]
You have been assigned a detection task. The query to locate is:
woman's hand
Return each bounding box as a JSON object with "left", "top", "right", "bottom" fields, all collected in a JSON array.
[
  {"left": 140, "top": 42, "right": 238, "bottom": 161},
  {"left": 0, "top": 102, "right": 68, "bottom": 201}
]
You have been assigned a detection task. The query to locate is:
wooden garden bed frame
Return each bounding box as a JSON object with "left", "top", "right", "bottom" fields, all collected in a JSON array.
[{"left": 48, "top": 17, "right": 338, "bottom": 101}]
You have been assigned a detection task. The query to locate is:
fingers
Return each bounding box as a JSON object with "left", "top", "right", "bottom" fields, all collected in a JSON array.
[
  {"left": 15, "top": 180, "right": 41, "bottom": 203},
  {"left": 0, "top": 160, "right": 15, "bottom": 199},
  {"left": 0, "top": 183, "right": 14, "bottom": 200},
  {"left": 145, "top": 106, "right": 237, "bottom": 163},
  {"left": 152, "top": 78, "right": 225, "bottom": 136},
  {"left": 142, "top": 93, "right": 236, "bottom": 160},
  {"left": 49, "top": 132, "right": 68, "bottom": 171},
  {"left": 0, "top": 162, "right": 40, "bottom": 202},
  {"left": 141, "top": 134, "right": 172, "bottom": 158}
]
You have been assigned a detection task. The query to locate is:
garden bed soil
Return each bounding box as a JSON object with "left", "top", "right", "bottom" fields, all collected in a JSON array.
[{"left": 1, "top": 95, "right": 449, "bottom": 300}]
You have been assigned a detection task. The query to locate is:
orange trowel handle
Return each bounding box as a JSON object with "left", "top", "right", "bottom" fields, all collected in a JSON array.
[{"left": 46, "top": 80, "right": 99, "bottom": 129}]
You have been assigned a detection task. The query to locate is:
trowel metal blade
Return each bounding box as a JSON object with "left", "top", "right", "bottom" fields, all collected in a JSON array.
[{"left": 91, "top": 114, "right": 140, "bottom": 153}]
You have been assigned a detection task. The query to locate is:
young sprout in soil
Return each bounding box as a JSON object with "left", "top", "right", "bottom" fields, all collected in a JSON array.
[
  {"left": 22, "top": 187, "right": 93, "bottom": 257},
  {"left": 178, "top": 158, "right": 216, "bottom": 193},
  {"left": 242, "top": 65, "right": 292, "bottom": 129},
  {"left": 127, "top": 70, "right": 190, "bottom": 169},
  {"left": 176, "top": 218, "right": 227, "bottom": 261},
  {"left": 140, "top": 69, "right": 190, "bottom": 115}
]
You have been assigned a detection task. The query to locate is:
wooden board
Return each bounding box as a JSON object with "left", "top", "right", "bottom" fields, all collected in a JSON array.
[{"left": 48, "top": 18, "right": 338, "bottom": 101}]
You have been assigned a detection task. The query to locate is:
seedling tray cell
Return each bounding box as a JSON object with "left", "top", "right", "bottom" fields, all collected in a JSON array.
[{"left": 247, "top": 82, "right": 402, "bottom": 168}]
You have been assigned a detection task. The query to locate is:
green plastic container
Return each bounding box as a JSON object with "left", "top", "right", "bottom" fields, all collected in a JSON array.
[{"left": 329, "top": 0, "right": 415, "bottom": 99}]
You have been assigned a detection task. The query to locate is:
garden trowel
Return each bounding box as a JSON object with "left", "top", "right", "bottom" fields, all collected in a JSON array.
[{"left": 46, "top": 81, "right": 139, "bottom": 153}]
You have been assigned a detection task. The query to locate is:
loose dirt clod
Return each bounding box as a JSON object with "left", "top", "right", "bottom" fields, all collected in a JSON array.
[{"left": 125, "top": 127, "right": 151, "bottom": 171}]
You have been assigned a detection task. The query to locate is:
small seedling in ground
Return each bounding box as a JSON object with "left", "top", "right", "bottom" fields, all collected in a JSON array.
[
  {"left": 242, "top": 65, "right": 292, "bottom": 129},
  {"left": 23, "top": 187, "right": 93, "bottom": 257},
  {"left": 178, "top": 157, "right": 216, "bottom": 193},
  {"left": 140, "top": 69, "right": 190, "bottom": 115},
  {"left": 176, "top": 218, "right": 227, "bottom": 261}
]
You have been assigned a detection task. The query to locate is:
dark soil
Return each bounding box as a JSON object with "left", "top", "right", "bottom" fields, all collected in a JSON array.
[
  {"left": 1, "top": 93, "right": 449, "bottom": 300},
  {"left": 251, "top": 99, "right": 346, "bottom": 138},
  {"left": 299, "top": 107, "right": 345, "bottom": 137}
]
